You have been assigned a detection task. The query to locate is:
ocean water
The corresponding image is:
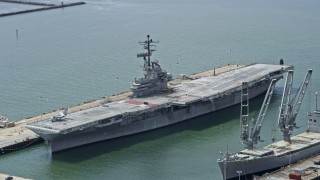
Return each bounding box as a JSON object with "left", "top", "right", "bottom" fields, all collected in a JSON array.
[{"left": 0, "top": 0, "right": 320, "bottom": 179}]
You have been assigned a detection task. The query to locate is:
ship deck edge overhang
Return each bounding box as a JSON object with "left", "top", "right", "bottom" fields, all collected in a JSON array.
[{"left": 27, "top": 63, "right": 293, "bottom": 138}]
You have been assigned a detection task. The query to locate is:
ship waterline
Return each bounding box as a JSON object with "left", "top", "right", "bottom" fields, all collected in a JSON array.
[
  {"left": 217, "top": 69, "right": 315, "bottom": 180},
  {"left": 51, "top": 79, "right": 271, "bottom": 152},
  {"left": 26, "top": 36, "right": 292, "bottom": 153},
  {"left": 218, "top": 132, "right": 320, "bottom": 179},
  {"left": 27, "top": 63, "right": 290, "bottom": 153}
]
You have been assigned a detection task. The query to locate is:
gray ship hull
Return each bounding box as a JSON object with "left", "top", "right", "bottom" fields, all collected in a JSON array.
[
  {"left": 218, "top": 141, "right": 320, "bottom": 179},
  {"left": 217, "top": 68, "right": 316, "bottom": 180},
  {"left": 27, "top": 63, "right": 292, "bottom": 153},
  {"left": 49, "top": 81, "right": 269, "bottom": 152}
]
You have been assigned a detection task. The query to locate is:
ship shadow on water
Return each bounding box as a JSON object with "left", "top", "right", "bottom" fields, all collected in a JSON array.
[{"left": 52, "top": 94, "right": 269, "bottom": 163}]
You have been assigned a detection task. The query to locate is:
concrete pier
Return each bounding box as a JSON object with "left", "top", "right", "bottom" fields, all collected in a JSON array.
[
  {"left": 256, "top": 154, "right": 320, "bottom": 179},
  {"left": 0, "top": 173, "right": 32, "bottom": 180},
  {"left": 0, "top": 0, "right": 55, "bottom": 6},
  {"left": 0, "top": 124, "right": 41, "bottom": 154},
  {"left": 0, "top": 0, "right": 85, "bottom": 17},
  {"left": 0, "top": 64, "right": 243, "bottom": 154}
]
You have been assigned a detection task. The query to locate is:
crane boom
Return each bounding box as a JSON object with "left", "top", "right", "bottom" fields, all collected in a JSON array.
[
  {"left": 278, "top": 70, "right": 294, "bottom": 131},
  {"left": 288, "top": 69, "right": 312, "bottom": 126},
  {"left": 250, "top": 79, "right": 277, "bottom": 145},
  {"left": 279, "top": 69, "right": 313, "bottom": 142},
  {"left": 240, "top": 79, "right": 277, "bottom": 149}
]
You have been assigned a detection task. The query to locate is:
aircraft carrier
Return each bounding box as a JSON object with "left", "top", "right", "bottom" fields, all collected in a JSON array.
[
  {"left": 26, "top": 35, "right": 292, "bottom": 153},
  {"left": 217, "top": 69, "right": 318, "bottom": 180}
]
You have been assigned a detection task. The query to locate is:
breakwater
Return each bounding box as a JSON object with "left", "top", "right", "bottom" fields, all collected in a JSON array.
[{"left": 0, "top": 0, "right": 85, "bottom": 17}]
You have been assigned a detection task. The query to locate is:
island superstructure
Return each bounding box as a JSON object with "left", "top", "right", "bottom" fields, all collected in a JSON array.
[
  {"left": 217, "top": 69, "right": 317, "bottom": 180},
  {"left": 26, "top": 35, "right": 292, "bottom": 153}
]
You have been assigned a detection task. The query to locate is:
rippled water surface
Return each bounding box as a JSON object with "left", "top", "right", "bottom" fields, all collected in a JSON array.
[{"left": 0, "top": 0, "right": 320, "bottom": 179}]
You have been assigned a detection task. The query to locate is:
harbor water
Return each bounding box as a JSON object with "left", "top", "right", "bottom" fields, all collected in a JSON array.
[{"left": 0, "top": 0, "right": 320, "bottom": 179}]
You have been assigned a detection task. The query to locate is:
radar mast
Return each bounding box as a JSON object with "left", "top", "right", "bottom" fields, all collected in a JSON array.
[
  {"left": 137, "top": 35, "right": 159, "bottom": 72},
  {"left": 131, "top": 35, "right": 172, "bottom": 97}
]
